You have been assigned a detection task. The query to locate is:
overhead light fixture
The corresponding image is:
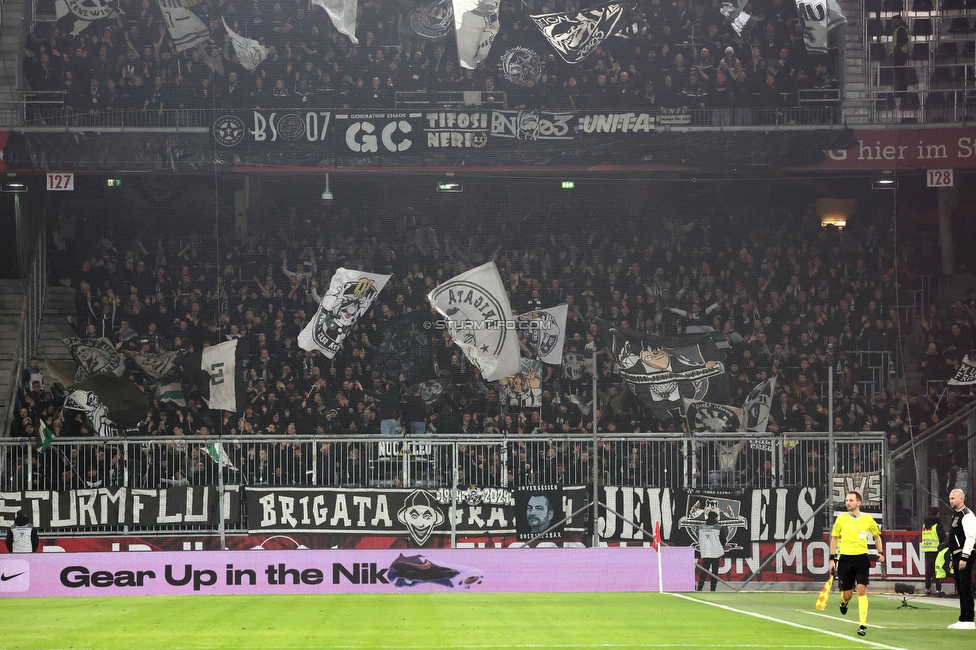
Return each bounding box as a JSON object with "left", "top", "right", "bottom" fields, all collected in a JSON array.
[
  {"left": 872, "top": 172, "right": 897, "bottom": 190},
  {"left": 1, "top": 180, "right": 27, "bottom": 193},
  {"left": 321, "top": 173, "right": 333, "bottom": 204}
]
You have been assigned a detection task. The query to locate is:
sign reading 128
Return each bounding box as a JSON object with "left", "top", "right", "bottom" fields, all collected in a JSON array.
[
  {"left": 927, "top": 169, "right": 953, "bottom": 187},
  {"left": 47, "top": 173, "right": 74, "bottom": 191}
]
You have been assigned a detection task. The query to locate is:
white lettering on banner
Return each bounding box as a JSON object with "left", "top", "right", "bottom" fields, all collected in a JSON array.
[
  {"left": 598, "top": 486, "right": 673, "bottom": 540},
  {"left": 345, "top": 120, "right": 413, "bottom": 152},
  {"left": 353, "top": 496, "right": 371, "bottom": 526},
  {"left": 50, "top": 492, "right": 77, "bottom": 527},
  {"left": 776, "top": 541, "right": 803, "bottom": 573},
  {"left": 313, "top": 495, "right": 328, "bottom": 524},
  {"left": 577, "top": 113, "right": 655, "bottom": 134},
  {"left": 490, "top": 110, "right": 574, "bottom": 140},
  {"left": 185, "top": 488, "right": 208, "bottom": 523},
  {"left": 78, "top": 490, "right": 98, "bottom": 526},
  {"left": 156, "top": 490, "right": 181, "bottom": 524},
  {"left": 832, "top": 473, "right": 882, "bottom": 507},
  {"left": 131, "top": 489, "right": 152, "bottom": 524},
  {"left": 250, "top": 111, "right": 330, "bottom": 142},
  {"left": 280, "top": 496, "right": 297, "bottom": 528},
  {"left": 370, "top": 496, "right": 392, "bottom": 527},
  {"left": 259, "top": 493, "right": 276, "bottom": 526},
  {"left": 100, "top": 488, "right": 126, "bottom": 525},
  {"left": 331, "top": 494, "right": 351, "bottom": 526}
]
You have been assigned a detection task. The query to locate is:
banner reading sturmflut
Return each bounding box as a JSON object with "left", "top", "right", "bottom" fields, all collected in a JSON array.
[
  {"left": 452, "top": 0, "right": 501, "bottom": 69},
  {"left": 427, "top": 261, "right": 521, "bottom": 382},
  {"left": 298, "top": 269, "right": 390, "bottom": 359}
]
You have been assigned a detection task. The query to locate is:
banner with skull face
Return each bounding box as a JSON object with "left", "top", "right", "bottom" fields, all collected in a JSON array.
[
  {"left": 299, "top": 268, "right": 391, "bottom": 359},
  {"left": 606, "top": 325, "right": 728, "bottom": 420}
]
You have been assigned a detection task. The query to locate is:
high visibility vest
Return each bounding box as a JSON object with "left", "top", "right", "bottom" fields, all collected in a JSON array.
[
  {"left": 936, "top": 547, "right": 951, "bottom": 579},
  {"left": 921, "top": 524, "right": 940, "bottom": 553}
]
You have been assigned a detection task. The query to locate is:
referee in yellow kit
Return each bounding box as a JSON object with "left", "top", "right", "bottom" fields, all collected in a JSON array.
[{"left": 829, "top": 490, "right": 885, "bottom": 637}]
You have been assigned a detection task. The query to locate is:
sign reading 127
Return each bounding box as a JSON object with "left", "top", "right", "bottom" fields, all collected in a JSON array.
[
  {"left": 927, "top": 169, "right": 953, "bottom": 187},
  {"left": 46, "top": 173, "right": 74, "bottom": 191}
]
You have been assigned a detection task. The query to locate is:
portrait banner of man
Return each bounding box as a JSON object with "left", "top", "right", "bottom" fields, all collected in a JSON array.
[{"left": 516, "top": 485, "right": 563, "bottom": 541}]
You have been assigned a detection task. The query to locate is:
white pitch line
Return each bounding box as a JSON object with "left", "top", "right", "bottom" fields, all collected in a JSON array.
[
  {"left": 148, "top": 646, "right": 856, "bottom": 650},
  {"left": 799, "top": 610, "right": 887, "bottom": 628},
  {"left": 669, "top": 593, "right": 907, "bottom": 650}
]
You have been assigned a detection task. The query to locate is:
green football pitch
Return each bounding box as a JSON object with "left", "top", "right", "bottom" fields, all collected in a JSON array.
[{"left": 0, "top": 591, "right": 964, "bottom": 649}]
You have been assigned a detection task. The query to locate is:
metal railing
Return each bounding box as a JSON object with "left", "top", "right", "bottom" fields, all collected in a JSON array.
[
  {"left": 395, "top": 90, "right": 508, "bottom": 110},
  {"left": 0, "top": 431, "right": 887, "bottom": 535}
]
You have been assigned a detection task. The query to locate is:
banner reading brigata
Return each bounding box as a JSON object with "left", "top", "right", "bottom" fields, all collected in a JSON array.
[
  {"left": 246, "top": 486, "right": 588, "bottom": 544},
  {"left": 0, "top": 547, "right": 695, "bottom": 597}
]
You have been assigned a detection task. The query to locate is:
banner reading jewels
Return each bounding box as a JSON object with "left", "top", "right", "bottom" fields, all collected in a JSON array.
[
  {"left": 245, "top": 486, "right": 588, "bottom": 544},
  {"left": 0, "top": 487, "right": 240, "bottom": 529},
  {"left": 0, "top": 548, "right": 695, "bottom": 597}
]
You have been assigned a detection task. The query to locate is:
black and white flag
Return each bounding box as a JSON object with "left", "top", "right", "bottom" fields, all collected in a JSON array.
[
  {"left": 530, "top": 2, "right": 626, "bottom": 65},
  {"left": 222, "top": 16, "right": 267, "bottom": 71},
  {"left": 201, "top": 339, "right": 245, "bottom": 412},
  {"left": 948, "top": 355, "right": 976, "bottom": 386},
  {"left": 719, "top": 1, "right": 760, "bottom": 41},
  {"left": 794, "top": 0, "right": 846, "bottom": 55},
  {"left": 298, "top": 269, "right": 390, "bottom": 359},
  {"left": 67, "top": 372, "right": 149, "bottom": 432},
  {"left": 157, "top": 0, "right": 210, "bottom": 52},
  {"left": 517, "top": 304, "right": 567, "bottom": 365},
  {"left": 122, "top": 349, "right": 183, "bottom": 380},
  {"left": 56, "top": 0, "right": 119, "bottom": 36},
  {"left": 62, "top": 337, "right": 125, "bottom": 382},
  {"left": 684, "top": 399, "right": 743, "bottom": 433},
  {"left": 428, "top": 261, "right": 521, "bottom": 382},
  {"left": 453, "top": 0, "right": 501, "bottom": 69},
  {"left": 743, "top": 377, "right": 776, "bottom": 432}
]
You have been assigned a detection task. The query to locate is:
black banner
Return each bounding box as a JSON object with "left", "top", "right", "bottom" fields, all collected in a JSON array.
[
  {"left": 598, "top": 487, "right": 824, "bottom": 553},
  {"left": 245, "top": 486, "right": 587, "bottom": 544},
  {"left": 0, "top": 487, "right": 240, "bottom": 529},
  {"left": 6, "top": 125, "right": 857, "bottom": 170}
]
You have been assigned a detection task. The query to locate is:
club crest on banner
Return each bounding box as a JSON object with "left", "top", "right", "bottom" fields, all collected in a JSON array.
[
  {"left": 517, "top": 308, "right": 562, "bottom": 361},
  {"left": 678, "top": 495, "right": 747, "bottom": 553},
  {"left": 562, "top": 351, "right": 587, "bottom": 381},
  {"left": 499, "top": 47, "right": 544, "bottom": 86},
  {"left": 213, "top": 115, "right": 246, "bottom": 147},
  {"left": 410, "top": 0, "right": 454, "bottom": 39},
  {"left": 299, "top": 269, "right": 390, "bottom": 359},
  {"left": 684, "top": 400, "right": 742, "bottom": 433},
  {"left": 396, "top": 490, "right": 445, "bottom": 546}
]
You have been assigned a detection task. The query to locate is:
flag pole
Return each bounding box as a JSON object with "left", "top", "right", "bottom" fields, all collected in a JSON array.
[
  {"left": 656, "top": 522, "right": 664, "bottom": 594},
  {"left": 590, "top": 349, "right": 599, "bottom": 549}
]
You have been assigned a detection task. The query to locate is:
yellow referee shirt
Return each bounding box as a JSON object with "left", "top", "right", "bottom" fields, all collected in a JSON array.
[{"left": 831, "top": 513, "right": 881, "bottom": 556}]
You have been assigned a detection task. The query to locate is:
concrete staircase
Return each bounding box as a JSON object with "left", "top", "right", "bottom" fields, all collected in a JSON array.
[
  {"left": 0, "top": 279, "right": 25, "bottom": 415},
  {"left": 38, "top": 285, "right": 78, "bottom": 383},
  {"left": 838, "top": 0, "right": 872, "bottom": 125}
]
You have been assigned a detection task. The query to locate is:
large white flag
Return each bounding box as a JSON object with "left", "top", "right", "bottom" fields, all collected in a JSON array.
[
  {"left": 157, "top": 0, "right": 210, "bottom": 52},
  {"left": 794, "top": 0, "right": 846, "bottom": 55},
  {"left": 299, "top": 269, "right": 390, "bottom": 358},
  {"left": 452, "top": 0, "right": 501, "bottom": 69},
  {"left": 201, "top": 339, "right": 240, "bottom": 412},
  {"left": 311, "top": 0, "right": 359, "bottom": 45},
  {"left": 427, "top": 261, "right": 520, "bottom": 381},
  {"left": 222, "top": 17, "right": 267, "bottom": 71},
  {"left": 517, "top": 304, "right": 568, "bottom": 365},
  {"left": 948, "top": 355, "right": 976, "bottom": 386}
]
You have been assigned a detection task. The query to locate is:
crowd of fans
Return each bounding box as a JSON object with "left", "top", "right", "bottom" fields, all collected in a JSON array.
[
  {"left": 9, "top": 181, "right": 972, "bottom": 505},
  {"left": 22, "top": 0, "right": 839, "bottom": 124}
]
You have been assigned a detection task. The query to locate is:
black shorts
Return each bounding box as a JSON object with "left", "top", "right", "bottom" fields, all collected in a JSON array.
[{"left": 837, "top": 554, "right": 871, "bottom": 591}]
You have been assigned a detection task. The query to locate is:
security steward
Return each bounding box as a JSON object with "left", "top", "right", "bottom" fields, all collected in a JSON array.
[
  {"left": 5, "top": 510, "right": 39, "bottom": 553},
  {"left": 922, "top": 507, "right": 945, "bottom": 595}
]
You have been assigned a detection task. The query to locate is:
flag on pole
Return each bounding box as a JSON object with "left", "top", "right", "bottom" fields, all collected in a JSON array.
[
  {"left": 794, "top": 0, "right": 847, "bottom": 55},
  {"left": 815, "top": 574, "right": 834, "bottom": 610},
  {"left": 205, "top": 442, "right": 238, "bottom": 471},
  {"left": 157, "top": 0, "right": 211, "bottom": 52},
  {"left": 201, "top": 339, "right": 245, "bottom": 412},
  {"left": 530, "top": 2, "right": 625, "bottom": 64},
  {"left": 222, "top": 16, "right": 268, "bottom": 71},
  {"left": 55, "top": 0, "right": 120, "bottom": 36},
  {"left": 652, "top": 521, "right": 662, "bottom": 552},
  {"left": 36, "top": 417, "right": 55, "bottom": 453},
  {"left": 427, "top": 261, "right": 521, "bottom": 382},
  {"left": 948, "top": 355, "right": 976, "bottom": 386},
  {"left": 311, "top": 0, "right": 360, "bottom": 44},
  {"left": 62, "top": 337, "right": 125, "bottom": 381},
  {"left": 654, "top": 520, "right": 664, "bottom": 593}
]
